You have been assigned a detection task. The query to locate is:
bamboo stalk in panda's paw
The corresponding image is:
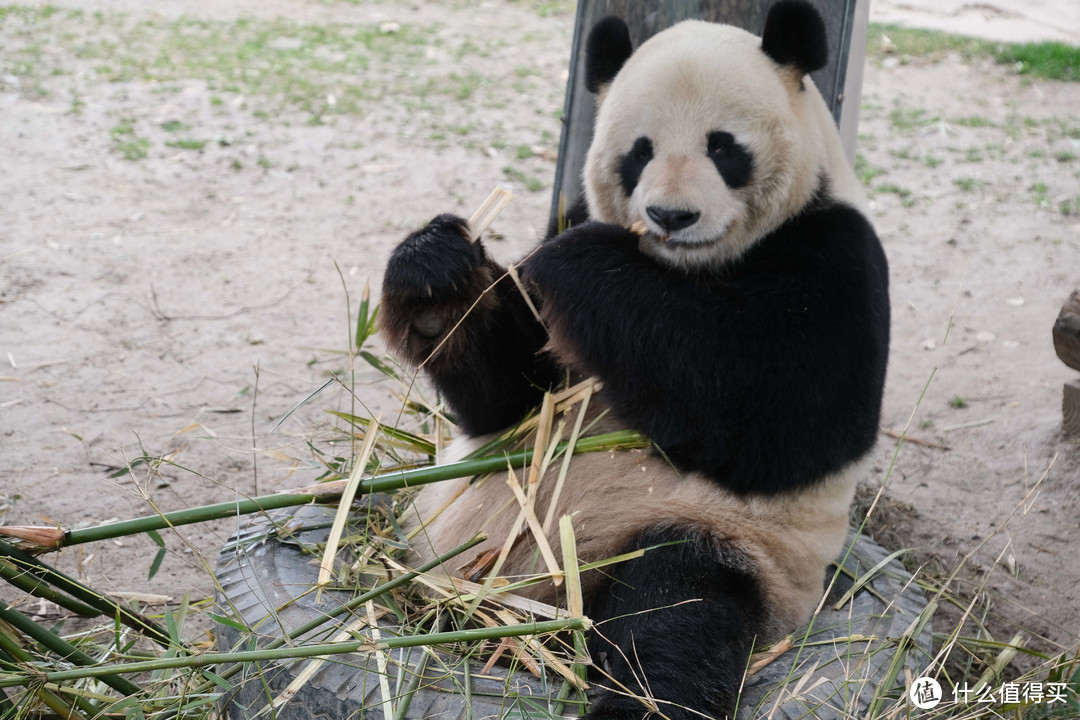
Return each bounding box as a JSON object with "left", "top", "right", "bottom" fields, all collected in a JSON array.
[{"left": 467, "top": 187, "right": 514, "bottom": 243}]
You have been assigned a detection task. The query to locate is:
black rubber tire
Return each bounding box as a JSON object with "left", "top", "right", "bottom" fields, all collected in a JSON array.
[{"left": 214, "top": 504, "right": 931, "bottom": 719}]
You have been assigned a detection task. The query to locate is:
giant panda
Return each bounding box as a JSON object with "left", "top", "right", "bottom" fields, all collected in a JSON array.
[{"left": 378, "top": 2, "right": 890, "bottom": 718}]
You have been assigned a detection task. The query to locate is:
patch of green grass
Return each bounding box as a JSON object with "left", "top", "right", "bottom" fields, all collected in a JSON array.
[
  {"left": 508, "top": 0, "right": 575, "bottom": 16},
  {"left": 868, "top": 24, "right": 998, "bottom": 63},
  {"left": 855, "top": 152, "right": 887, "bottom": 185},
  {"left": 997, "top": 42, "right": 1080, "bottom": 82},
  {"left": 949, "top": 395, "right": 968, "bottom": 409},
  {"left": 868, "top": 24, "right": 1080, "bottom": 82},
  {"left": 1031, "top": 182, "right": 1050, "bottom": 208},
  {"left": 888, "top": 106, "right": 933, "bottom": 132},
  {"left": 875, "top": 183, "right": 915, "bottom": 207},
  {"left": 953, "top": 177, "right": 984, "bottom": 192},
  {"left": 962, "top": 147, "right": 984, "bottom": 163},
  {"left": 1054, "top": 151, "right": 1077, "bottom": 163},
  {"left": 1, "top": 9, "right": 451, "bottom": 122},
  {"left": 923, "top": 153, "right": 944, "bottom": 169},
  {"left": 165, "top": 138, "right": 207, "bottom": 150},
  {"left": 502, "top": 166, "right": 544, "bottom": 193},
  {"left": 111, "top": 119, "right": 150, "bottom": 161},
  {"left": 1060, "top": 195, "right": 1080, "bottom": 216},
  {"left": 954, "top": 116, "right": 995, "bottom": 128},
  {"left": 160, "top": 120, "right": 188, "bottom": 132}
]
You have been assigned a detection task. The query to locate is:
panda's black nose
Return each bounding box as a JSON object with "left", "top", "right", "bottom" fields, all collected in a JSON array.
[{"left": 646, "top": 206, "right": 701, "bottom": 232}]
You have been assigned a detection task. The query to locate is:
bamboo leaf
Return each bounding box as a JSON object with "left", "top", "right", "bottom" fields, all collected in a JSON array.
[
  {"left": 355, "top": 282, "right": 372, "bottom": 348},
  {"left": 146, "top": 529, "right": 165, "bottom": 548},
  {"left": 360, "top": 350, "right": 400, "bottom": 380},
  {"left": 207, "top": 612, "right": 251, "bottom": 634},
  {"left": 328, "top": 410, "right": 436, "bottom": 455},
  {"left": 199, "top": 668, "right": 232, "bottom": 690},
  {"left": 164, "top": 608, "right": 180, "bottom": 646},
  {"left": 147, "top": 547, "right": 166, "bottom": 581}
]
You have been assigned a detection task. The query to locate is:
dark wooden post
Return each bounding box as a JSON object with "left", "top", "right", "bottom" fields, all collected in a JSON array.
[
  {"left": 549, "top": 0, "right": 869, "bottom": 226},
  {"left": 1053, "top": 290, "right": 1080, "bottom": 436}
]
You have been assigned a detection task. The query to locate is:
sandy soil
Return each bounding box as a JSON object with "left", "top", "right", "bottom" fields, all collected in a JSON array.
[{"left": 2, "top": 0, "right": 1078, "bottom": 679}]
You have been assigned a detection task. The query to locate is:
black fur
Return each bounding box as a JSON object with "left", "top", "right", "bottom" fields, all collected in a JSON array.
[
  {"left": 379, "top": 215, "right": 561, "bottom": 435},
  {"left": 382, "top": 195, "right": 890, "bottom": 490},
  {"left": 546, "top": 195, "right": 592, "bottom": 239},
  {"left": 521, "top": 198, "right": 889, "bottom": 495},
  {"left": 617, "top": 136, "right": 653, "bottom": 196},
  {"left": 761, "top": 0, "right": 828, "bottom": 75},
  {"left": 585, "top": 526, "right": 765, "bottom": 720},
  {"left": 585, "top": 16, "right": 634, "bottom": 93},
  {"left": 707, "top": 131, "right": 754, "bottom": 188}
]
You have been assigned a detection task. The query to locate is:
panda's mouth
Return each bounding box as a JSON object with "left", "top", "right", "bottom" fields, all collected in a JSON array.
[{"left": 632, "top": 219, "right": 731, "bottom": 250}]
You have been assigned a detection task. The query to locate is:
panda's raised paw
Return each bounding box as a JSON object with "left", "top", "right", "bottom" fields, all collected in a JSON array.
[
  {"left": 382, "top": 214, "right": 488, "bottom": 305},
  {"left": 380, "top": 213, "right": 504, "bottom": 362}
]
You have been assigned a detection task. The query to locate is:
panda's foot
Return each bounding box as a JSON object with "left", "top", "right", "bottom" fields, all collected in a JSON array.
[
  {"left": 379, "top": 214, "right": 499, "bottom": 364},
  {"left": 584, "top": 526, "right": 763, "bottom": 720}
]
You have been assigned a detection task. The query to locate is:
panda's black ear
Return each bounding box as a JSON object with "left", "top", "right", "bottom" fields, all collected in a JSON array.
[
  {"left": 761, "top": 0, "right": 828, "bottom": 75},
  {"left": 585, "top": 17, "right": 633, "bottom": 94}
]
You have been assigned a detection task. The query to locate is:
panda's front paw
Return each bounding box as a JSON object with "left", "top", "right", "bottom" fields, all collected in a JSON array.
[
  {"left": 384, "top": 214, "right": 485, "bottom": 307},
  {"left": 380, "top": 214, "right": 499, "bottom": 363}
]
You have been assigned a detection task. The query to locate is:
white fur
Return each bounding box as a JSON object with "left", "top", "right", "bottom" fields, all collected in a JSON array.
[
  {"left": 584, "top": 20, "right": 865, "bottom": 271},
  {"left": 409, "top": 403, "right": 862, "bottom": 640}
]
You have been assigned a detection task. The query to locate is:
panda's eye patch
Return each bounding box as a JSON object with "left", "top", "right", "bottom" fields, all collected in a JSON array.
[
  {"left": 707, "top": 131, "right": 753, "bottom": 189},
  {"left": 617, "top": 136, "right": 654, "bottom": 196}
]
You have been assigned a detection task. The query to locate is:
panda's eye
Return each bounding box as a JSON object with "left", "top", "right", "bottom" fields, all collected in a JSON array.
[
  {"left": 617, "top": 136, "right": 654, "bottom": 196},
  {"left": 707, "top": 131, "right": 733, "bottom": 155},
  {"left": 706, "top": 131, "right": 753, "bottom": 189}
]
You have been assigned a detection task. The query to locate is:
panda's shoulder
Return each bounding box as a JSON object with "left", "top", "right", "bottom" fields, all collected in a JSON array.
[{"left": 751, "top": 196, "right": 886, "bottom": 277}]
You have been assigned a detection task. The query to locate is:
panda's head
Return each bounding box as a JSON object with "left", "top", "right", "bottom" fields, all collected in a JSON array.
[{"left": 583, "top": 1, "right": 848, "bottom": 270}]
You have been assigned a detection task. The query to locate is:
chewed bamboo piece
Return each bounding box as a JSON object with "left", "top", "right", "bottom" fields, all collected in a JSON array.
[
  {"left": 630, "top": 219, "right": 669, "bottom": 244},
  {"left": 467, "top": 187, "right": 514, "bottom": 242}
]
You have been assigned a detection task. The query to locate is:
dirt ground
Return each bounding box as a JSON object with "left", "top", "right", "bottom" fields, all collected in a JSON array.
[{"left": 2, "top": 0, "right": 1078, "bottom": 680}]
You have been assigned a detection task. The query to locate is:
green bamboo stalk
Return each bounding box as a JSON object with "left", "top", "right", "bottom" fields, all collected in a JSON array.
[
  {"left": 0, "top": 540, "right": 172, "bottom": 647},
  {"left": 265, "top": 534, "right": 487, "bottom": 651},
  {"left": 168, "top": 533, "right": 491, "bottom": 713},
  {"left": 0, "top": 687, "right": 14, "bottom": 717},
  {"left": 0, "top": 620, "right": 94, "bottom": 719},
  {"left": 58, "top": 431, "right": 647, "bottom": 549},
  {"left": 393, "top": 615, "right": 448, "bottom": 720},
  {"left": 0, "top": 601, "right": 143, "bottom": 697},
  {"left": 0, "top": 618, "right": 591, "bottom": 689},
  {"left": 0, "top": 556, "right": 102, "bottom": 618},
  {"left": 201, "top": 532, "right": 488, "bottom": 695}
]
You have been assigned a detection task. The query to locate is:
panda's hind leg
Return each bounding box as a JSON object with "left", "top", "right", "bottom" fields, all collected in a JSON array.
[{"left": 584, "top": 526, "right": 764, "bottom": 720}]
